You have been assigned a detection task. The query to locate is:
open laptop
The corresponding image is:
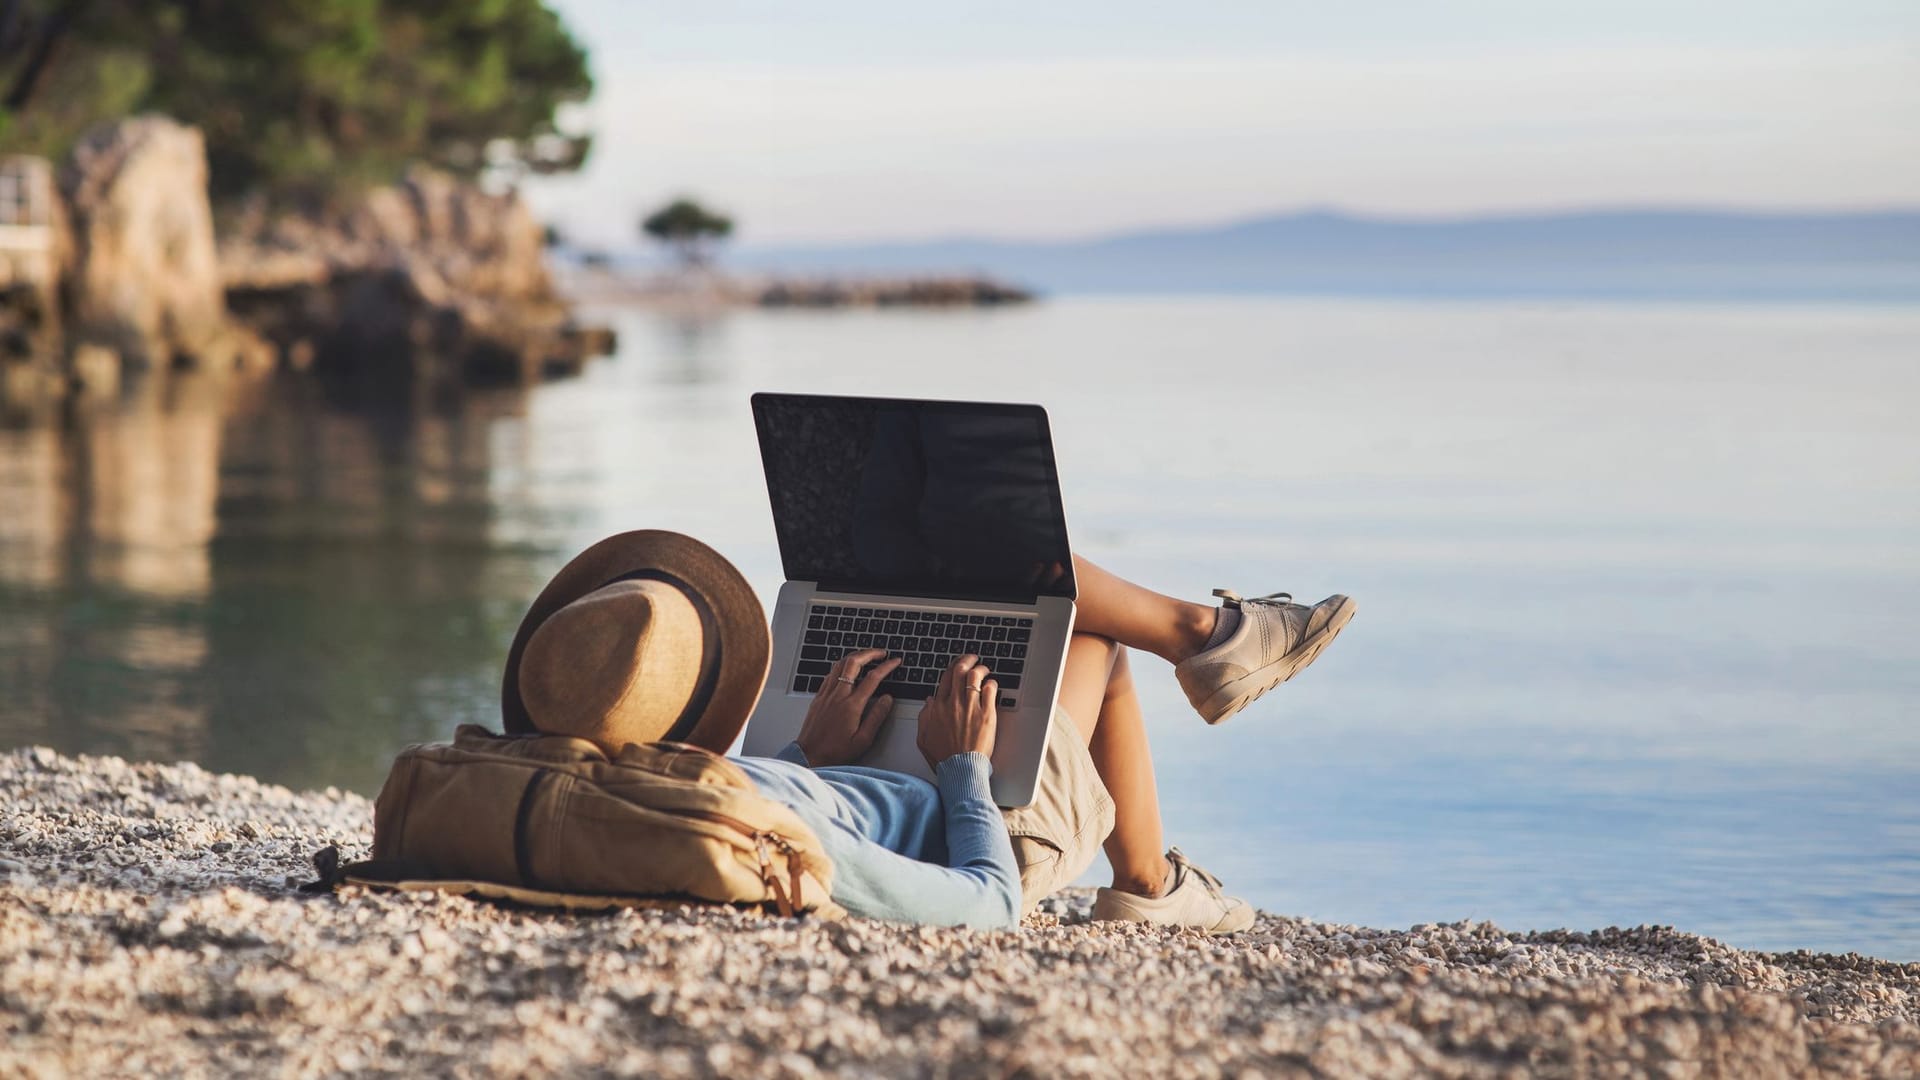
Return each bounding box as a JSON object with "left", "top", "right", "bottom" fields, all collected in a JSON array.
[{"left": 740, "top": 393, "right": 1077, "bottom": 807}]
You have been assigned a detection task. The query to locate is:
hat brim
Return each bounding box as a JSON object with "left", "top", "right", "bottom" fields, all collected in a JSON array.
[{"left": 502, "top": 531, "right": 770, "bottom": 753}]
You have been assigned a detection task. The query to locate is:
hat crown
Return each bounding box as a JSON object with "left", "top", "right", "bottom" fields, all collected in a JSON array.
[
  {"left": 518, "top": 580, "right": 705, "bottom": 750},
  {"left": 501, "top": 530, "right": 770, "bottom": 755}
]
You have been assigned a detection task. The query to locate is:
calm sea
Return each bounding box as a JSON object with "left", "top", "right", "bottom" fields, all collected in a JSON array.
[{"left": 3, "top": 297, "right": 1916, "bottom": 958}]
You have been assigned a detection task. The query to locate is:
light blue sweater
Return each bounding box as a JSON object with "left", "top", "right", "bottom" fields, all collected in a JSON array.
[{"left": 731, "top": 743, "right": 1022, "bottom": 929}]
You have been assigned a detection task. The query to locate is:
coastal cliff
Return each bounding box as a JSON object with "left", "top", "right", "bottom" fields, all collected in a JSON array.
[
  {"left": 2, "top": 745, "right": 1914, "bottom": 1077},
  {"left": 220, "top": 167, "right": 613, "bottom": 387},
  {"left": 0, "top": 116, "right": 614, "bottom": 418}
]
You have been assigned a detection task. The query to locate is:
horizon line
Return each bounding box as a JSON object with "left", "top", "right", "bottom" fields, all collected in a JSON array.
[{"left": 715, "top": 202, "right": 1920, "bottom": 253}]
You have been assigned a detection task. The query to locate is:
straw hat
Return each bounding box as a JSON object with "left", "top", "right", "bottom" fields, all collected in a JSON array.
[{"left": 502, "top": 531, "right": 770, "bottom": 753}]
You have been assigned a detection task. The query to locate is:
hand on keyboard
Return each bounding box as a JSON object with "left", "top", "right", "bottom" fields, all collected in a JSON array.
[
  {"left": 793, "top": 649, "right": 901, "bottom": 767},
  {"left": 917, "top": 653, "right": 999, "bottom": 769}
]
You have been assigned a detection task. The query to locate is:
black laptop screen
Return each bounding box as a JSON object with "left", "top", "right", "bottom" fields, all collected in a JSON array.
[{"left": 752, "top": 393, "right": 1076, "bottom": 601}]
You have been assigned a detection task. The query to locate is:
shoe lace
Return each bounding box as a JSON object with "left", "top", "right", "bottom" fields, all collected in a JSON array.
[
  {"left": 1213, "top": 588, "right": 1292, "bottom": 609},
  {"left": 1166, "top": 847, "right": 1226, "bottom": 901}
]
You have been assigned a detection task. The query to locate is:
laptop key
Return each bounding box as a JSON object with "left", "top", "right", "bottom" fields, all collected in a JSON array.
[
  {"left": 997, "top": 675, "right": 1022, "bottom": 690},
  {"left": 802, "top": 646, "right": 826, "bottom": 661},
  {"left": 1011, "top": 643, "right": 1027, "bottom": 658},
  {"left": 807, "top": 615, "right": 823, "bottom": 630},
  {"left": 827, "top": 632, "right": 842, "bottom": 646},
  {"left": 796, "top": 660, "right": 830, "bottom": 676},
  {"left": 1017, "top": 618, "right": 1033, "bottom": 628},
  {"left": 1008, "top": 628, "right": 1030, "bottom": 643},
  {"left": 792, "top": 674, "right": 809, "bottom": 692},
  {"left": 807, "top": 676, "right": 825, "bottom": 693},
  {"left": 804, "top": 630, "right": 826, "bottom": 645}
]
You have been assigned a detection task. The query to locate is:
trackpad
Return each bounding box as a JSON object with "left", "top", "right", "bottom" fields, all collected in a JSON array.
[{"left": 859, "top": 702, "right": 934, "bottom": 781}]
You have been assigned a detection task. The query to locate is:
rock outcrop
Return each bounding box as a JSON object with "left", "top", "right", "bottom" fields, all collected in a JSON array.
[
  {"left": 221, "top": 169, "right": 613, "bottom": 386},
  {"left": 753, "top": 276, "right": 1033, "bottom": 308},
  {"left": 57, "top": 116, "right": 267, "bottom": 376}
]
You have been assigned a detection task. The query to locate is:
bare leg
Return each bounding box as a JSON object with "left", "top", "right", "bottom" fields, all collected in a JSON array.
[
  {"left": 1056, "top": 632, "right": 1172, "bottom": 897},
  {"left": 1071, "top": 555, "right": 1215, "bottom": 666}
]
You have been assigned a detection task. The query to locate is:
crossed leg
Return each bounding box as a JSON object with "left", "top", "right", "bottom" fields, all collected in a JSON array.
[{"left": 1069, "top": 554, "right": 1217, "bottom": 666}]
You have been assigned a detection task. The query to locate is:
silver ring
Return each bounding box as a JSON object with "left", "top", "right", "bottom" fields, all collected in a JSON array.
[
  {"left": 837, "top": 676, "right": 856, "bottom": 686},
  {"left": 964, "top": 685, "right": 981, "bottom": 695}
]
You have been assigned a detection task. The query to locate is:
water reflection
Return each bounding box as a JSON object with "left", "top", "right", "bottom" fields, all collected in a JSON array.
[
  {"left": 2, "top": 298, "right": 1916, "bottom": 957},
  {"left": 651, "top": 307, "right": 732, "bottom": 385},
  {"left": 0, "top": 369, "right": 553, "bottom": 792}
]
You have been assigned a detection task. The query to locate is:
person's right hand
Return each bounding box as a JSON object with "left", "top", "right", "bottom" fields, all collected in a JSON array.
[
  {"left": 794, "top": 649, "right": 900, "bottom": 767},
  {"left": 917, "top": 653, "right": 998, "bottom": 770}
]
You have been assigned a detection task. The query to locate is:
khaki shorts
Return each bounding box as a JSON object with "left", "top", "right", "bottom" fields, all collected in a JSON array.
[{"left": 999, "top": 708, "right": 1114, "bottom": 913}]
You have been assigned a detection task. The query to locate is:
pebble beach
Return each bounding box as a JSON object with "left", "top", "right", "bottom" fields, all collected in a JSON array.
[{"left": 2, "top": 745, "right": 1916, "bottom": 1078}]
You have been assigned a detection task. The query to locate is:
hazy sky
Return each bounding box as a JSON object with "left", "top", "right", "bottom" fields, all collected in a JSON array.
[{"left": 525, "top": 1, "right": 1920, "bottom": 246}]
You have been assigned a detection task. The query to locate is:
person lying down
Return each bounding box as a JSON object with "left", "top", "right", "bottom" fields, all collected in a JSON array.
[{"left": 500, "top": 531, "right": 1356, "bottom": 932}]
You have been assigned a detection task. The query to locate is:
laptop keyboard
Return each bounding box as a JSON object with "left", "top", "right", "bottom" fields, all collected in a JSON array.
[{"left": 791, "top": 603, "right": 1032, "bottom": 704}]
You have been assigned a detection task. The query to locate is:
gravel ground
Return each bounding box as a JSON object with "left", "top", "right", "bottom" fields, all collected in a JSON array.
[{"left": 2, "top": 746, "right": 1916, "bottom": 1078}]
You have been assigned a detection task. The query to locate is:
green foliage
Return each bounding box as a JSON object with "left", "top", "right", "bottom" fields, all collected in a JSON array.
[
  {"left": 0, "top": 0, "right": 593, "bottom": 205},
  {"left": 640, "top": 197, "right": 735, "bottom": 267}
]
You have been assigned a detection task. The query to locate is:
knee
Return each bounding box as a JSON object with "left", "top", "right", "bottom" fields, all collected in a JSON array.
[{"left": 1068, "top": 632, "right": 1129, "bottom": 690}]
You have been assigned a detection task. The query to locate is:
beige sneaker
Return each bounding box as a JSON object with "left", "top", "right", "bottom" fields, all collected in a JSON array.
[
  {"left": 1091, "top": 848, "right": 1255, "bottom": 934},
  {"left": 1175, "top": 589, "right": 1356, "bottom": 725}
]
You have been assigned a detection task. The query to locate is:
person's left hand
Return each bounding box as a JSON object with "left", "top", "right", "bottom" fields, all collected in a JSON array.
[{"left": 793, "top": 649, "right": 901, "bottom": 767}]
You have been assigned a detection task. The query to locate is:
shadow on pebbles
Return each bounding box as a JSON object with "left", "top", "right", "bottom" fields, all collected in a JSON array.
[{"left": 2, "top": 746, "right": 1916, "bottom": 1078}]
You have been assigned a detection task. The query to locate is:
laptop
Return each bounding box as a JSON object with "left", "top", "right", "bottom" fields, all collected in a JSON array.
[{"left": 740, "top": 392, "right": 1077, "bottom": 807}]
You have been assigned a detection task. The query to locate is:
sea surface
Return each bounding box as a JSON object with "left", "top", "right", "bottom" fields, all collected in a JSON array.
[{"left": 3, "top": 296, "right": 1916, "bottom": 959}]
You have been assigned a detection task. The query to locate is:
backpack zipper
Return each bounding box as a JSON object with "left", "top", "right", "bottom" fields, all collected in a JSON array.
[{"left": 679, "top": 808, "right": 806, "bottom": 916}]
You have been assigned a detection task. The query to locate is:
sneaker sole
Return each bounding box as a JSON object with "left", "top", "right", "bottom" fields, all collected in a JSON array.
[{"left": 1198, "top": 595, "right": 1357, "bottom": 725}]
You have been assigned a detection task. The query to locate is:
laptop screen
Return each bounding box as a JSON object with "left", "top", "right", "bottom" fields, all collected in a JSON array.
[{"left": 752, "top": 393, "right": 1077, "bottom": 601}]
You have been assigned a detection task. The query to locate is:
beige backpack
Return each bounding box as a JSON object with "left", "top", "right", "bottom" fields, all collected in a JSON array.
[{"left": 312, "top": 724, "right": 843, "bottom": 919}]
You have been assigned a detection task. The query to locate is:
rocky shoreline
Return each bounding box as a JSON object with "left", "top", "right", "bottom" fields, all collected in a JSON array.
[
  {"left": 3, "top": 746, "right": 1915, "bottom": 1078},
  {"left": 559, "top": 267, "right": 1035, "bottom": 310}
]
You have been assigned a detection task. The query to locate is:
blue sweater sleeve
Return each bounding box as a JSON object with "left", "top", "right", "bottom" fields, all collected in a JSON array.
[
  {"left": 821, "top": 754, "right": 1021, "bottom": 930},
  {"left": 745, "top": 745, "right": 1021, "bottom": 929}
]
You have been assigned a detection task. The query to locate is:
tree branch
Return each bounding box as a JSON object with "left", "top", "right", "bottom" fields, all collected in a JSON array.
[{"left": 3, "top": 0, "right": 93, "bottom": 113}]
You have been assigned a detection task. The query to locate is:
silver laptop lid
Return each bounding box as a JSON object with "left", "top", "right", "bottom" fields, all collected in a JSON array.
[{"left": 751, "top": 393, "right": 1076, "bottom": 604}]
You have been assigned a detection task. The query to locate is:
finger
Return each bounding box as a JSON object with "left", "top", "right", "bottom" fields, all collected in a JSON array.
[
  {"left": 966, "top": 662, "right": 991, "bottom": 689},
  {"left": 857, "top": 655, "right": 903, "bottom": 695},
  {"left": 979, "top": 678, "right": 999, "bottom": 716},
  {"left": 839, "top": 648, "right": 887, "bottom": 676},
  {"left": 834, "top": 648, "right": 888, "bottom": 689},
  {"left": 949, "top": 653, "right": 980, "bottom": 677},
  {"left": 858, "top": 693, "right": 894, "bottom": 736}
]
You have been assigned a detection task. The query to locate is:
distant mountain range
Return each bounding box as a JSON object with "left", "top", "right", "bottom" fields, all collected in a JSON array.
[{"left": 723, "top": 208, "right": 1920, "bottom": 301}]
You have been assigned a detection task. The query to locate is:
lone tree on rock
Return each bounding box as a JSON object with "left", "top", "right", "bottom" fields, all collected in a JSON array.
[{"left": 641, "top": 198, "right": 734, "bottom": 269}]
